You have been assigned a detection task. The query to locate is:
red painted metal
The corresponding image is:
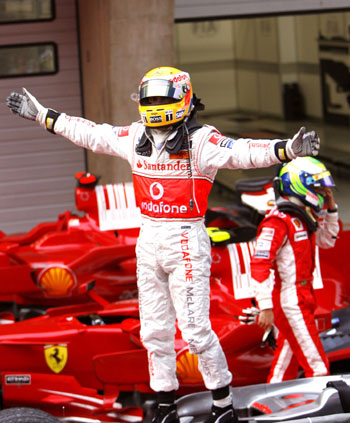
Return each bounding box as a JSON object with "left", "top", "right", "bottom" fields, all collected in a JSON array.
[{"left": 0, "top": 173, "right": 347, "bottom": 421}]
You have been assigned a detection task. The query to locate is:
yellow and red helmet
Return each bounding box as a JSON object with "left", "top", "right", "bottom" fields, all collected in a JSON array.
[{"left": 138, "top": 66, "right": 193, "bottom": 127}]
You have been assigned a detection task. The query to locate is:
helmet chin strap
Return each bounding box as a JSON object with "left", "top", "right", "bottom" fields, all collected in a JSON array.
[{"left": 273, "top": 177, "right": 318, "bottom": 232}]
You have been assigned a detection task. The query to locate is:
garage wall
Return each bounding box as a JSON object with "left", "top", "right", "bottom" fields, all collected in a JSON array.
[
  {"left": 175, "top": 11, "right": 350, "bottom": 120},
  {"left": 0, "top": 0, "right": 84, "bottom": 234}
]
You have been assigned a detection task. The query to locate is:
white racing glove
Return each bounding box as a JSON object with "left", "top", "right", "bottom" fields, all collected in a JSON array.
[
  {"left": 238, "top": 306, "right": 260, "bottom": 325},
  {"left": 6, "top": 88, "right": 45, "bottom": 121},
  {"left": 238, "top": 307, "right": 278, "bottom": 350},
  {"left": 6, "top": 88, "right": 60, "bottom": 133},
  {"left": 286, "top": 126, "right": 320, "bottom": 159}
]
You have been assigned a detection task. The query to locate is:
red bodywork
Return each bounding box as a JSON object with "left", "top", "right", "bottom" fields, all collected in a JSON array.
[
  {"left": 0, "top": 174, "right": 348, "bottom": 421},
  {"left": 0, "top": 174, "right": 140, "bottom": 306}
]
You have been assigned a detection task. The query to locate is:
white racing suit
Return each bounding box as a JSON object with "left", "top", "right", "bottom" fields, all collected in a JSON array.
[{"left": 37, "top": 109, "right": 287, "bottom": 392}]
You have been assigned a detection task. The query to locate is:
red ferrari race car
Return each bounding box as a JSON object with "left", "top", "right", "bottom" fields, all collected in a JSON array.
[
  {"left": 0, "top": 172, "right": 140, "bottom": 309},
  {"left": 0, "top": 278, "right": 349, "bottom": 423},
  {"left": 0, "top": 172, "right": 348, "bottom": 313},
  {"left": 0, "top": 173, "right": 348, "bottom": 422}
]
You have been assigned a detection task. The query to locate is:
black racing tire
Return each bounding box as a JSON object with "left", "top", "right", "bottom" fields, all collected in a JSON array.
[{"left": 0, "top": 407, "right": 58, "bottom": 423}]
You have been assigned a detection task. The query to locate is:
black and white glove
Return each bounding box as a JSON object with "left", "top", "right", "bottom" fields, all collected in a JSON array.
[
  {"left": 286, "top": 126, "right": 320, "bottom": 159},
  {"left": 6, "top": 88, "right": 43, "bottom": 121},
  {"left": 238, "top": 306, "right": 260, "bottom": 325},
  {"left": 260, "top": 326, "right": 278, "bottom": 351},
  {"left": 7, "top": 88, "right": 60, "bottom": 133},
  {"left": 238, "top": 307, "right": 278, "bottom": 350}
]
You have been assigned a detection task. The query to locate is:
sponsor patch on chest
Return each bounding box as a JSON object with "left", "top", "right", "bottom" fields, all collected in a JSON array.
[
  {"left": 294, "top": 230, "right": 308, "bottom": 242},
  {"left": 136, "top": 159, "right": 190, "bottom": 172},
  {"left": 291, "top": 217, "right": 304, "bottom": 231}
]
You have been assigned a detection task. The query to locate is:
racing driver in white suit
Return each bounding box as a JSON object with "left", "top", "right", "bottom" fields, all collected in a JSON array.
[{"left": 7, "top": 66, "right": 321, "bottom": 423}]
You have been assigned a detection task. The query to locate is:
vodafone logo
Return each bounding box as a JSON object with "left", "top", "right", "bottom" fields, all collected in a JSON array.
[
  {"left": 169, "top": 74, "right": 188, "bottom": 83},
  {"left": 209, "top": 132, "right": 225, "bottom": 145},
  {"left": 117, "top": 126, "right": 130, "bottom": 137},
  {"left": 150, "top": 182, "right": 164, "bottom": 200}
]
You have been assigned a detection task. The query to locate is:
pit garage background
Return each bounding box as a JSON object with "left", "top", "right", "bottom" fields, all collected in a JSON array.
[{"left": 0, "top": 0, "right": 348, "bottom": 233}]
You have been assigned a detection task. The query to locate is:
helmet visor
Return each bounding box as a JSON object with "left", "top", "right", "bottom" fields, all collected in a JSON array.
[
  {"left": 306, "top": 170, "right": 335, "bottom": 187},
  {"left": 139, "top": 79, "right": 184, "bottom": 102}
]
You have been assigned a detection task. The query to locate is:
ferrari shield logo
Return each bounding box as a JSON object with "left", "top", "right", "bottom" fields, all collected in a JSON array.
[{"left": 44, "top": 344, "right": 68, "bottom": 374}]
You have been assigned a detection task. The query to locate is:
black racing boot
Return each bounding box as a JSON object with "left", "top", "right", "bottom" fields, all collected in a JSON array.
[
  {"left": 204, "top": 404, "right": 238, "bottom": 423},
  {"left": 151, "top": 403, "right": 180, "bottom": 423}
]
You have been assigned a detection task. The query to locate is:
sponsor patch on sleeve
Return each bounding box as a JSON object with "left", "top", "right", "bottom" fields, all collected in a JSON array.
[
  {"left": 209, "top": 132, "right": 235, "bottom": 149},
  {"left": 254, "top": 238, "right": 271, "bottom": 259},
  {"left": 256, "top": 239, "right": 272, "bottom": 251},
  {"left": 254, "top": 250, "right": 270, "bottom": 259},
  {"left": 249, "top": 142, "right": 270, "bottom": 149},
  {"left": 260, "top": 227, "right": 275, "bottom": 241},
  {"left": 219, "top": 138, "right": 234, "bottom": 149},
  {"left": 209, "top": 132, "right": 226, "bottom": 145},
  {"left": 113, "top": 126, "right": 130, "bottom": 137}
]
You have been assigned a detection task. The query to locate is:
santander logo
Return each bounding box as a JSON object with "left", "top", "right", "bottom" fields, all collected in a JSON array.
[
  {"left": 136, "top": 160, "right": 189, "bottom": 172},
  {"left": 150, "top": 182, "right": 164, "bottom": 200}
]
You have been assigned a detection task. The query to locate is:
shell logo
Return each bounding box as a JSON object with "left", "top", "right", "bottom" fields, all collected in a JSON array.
[
  {"left": 37, "top": 266, "right": 77, "bottom": 297},
  {"left": 176, "top": 349, "right": 203, "bottom": 384},
  {"left": 291, "top": 217, "right": 303, "bottom": 230}
]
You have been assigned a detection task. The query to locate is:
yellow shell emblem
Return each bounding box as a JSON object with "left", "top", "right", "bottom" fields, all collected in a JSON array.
[
  {"left": 176, "top": 350, "right": 203, "bottom": 384},
  {"left": 44, "top": 344, "right": 68, "bottom": 374},
  {"left": 38, "top": 266, "right": 76, "bottom": 297}
]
